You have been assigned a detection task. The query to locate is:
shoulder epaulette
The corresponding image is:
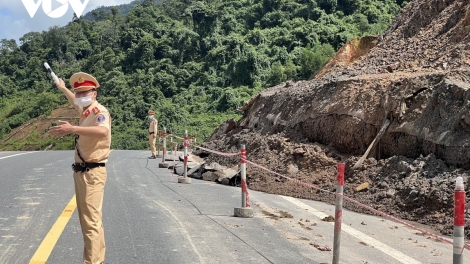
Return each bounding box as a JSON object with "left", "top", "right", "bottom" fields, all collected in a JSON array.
[{"left": 92, "top": 107, "right": 100, "bottom": 115}]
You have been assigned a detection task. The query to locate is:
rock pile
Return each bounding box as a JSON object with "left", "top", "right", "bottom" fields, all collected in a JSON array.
[{"left": 198, "top": 0, "right": 470, "bottom": 239}]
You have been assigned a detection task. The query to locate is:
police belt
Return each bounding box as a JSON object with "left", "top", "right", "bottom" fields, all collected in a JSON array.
[{"left": 72, "top": 162, "right": 105, "bottom": 173}]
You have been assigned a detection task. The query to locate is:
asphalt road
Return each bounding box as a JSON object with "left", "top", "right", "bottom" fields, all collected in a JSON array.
[{"left": 0, "top": 150, "right": 461, "bottom": 263}]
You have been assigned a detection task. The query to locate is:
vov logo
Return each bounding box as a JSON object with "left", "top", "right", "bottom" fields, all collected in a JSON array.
[{"left": 21, "top": 0, "right": 90, "bottom": 19}]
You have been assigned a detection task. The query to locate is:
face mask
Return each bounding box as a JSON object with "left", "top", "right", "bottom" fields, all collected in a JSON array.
[
  {"left": 75, "top": 96, "right": 94, "bottom": 107},
  {"left": 149, "top": 115, "right": 154, "bottom": 119}
]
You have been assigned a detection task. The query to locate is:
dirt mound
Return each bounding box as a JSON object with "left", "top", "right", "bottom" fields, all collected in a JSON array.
[
  {"left": 314, "top": 36, "right": 378, "bottom": 79},
  {"left": 201, "top": 0, "right": 470, "bottom": 239},
  {"left": 324, "top": 0, "right": 470, "bottom": 78},
  {"left": 0, "top": 105, "right": 78, "bottom": 150}
]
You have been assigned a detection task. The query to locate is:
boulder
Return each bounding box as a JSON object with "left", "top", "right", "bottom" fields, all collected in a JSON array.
[
  {"left": 355, "top": 182, "right": 370, "bottom": 192},
  {"left": 202, "top": 171, "right": 218, "bottom": 181}
]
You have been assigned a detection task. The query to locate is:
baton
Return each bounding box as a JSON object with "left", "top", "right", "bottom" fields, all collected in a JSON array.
[{"left": 43, "top": 62, "right": 59, "bottom": 82}]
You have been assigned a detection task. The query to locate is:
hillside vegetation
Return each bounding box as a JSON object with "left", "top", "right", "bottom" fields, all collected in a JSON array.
[{"left": 0, "top": 0, "right": 407, "bottom": 150}]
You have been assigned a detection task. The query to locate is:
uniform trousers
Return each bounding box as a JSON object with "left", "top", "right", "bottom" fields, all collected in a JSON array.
[
  {"left": 149, "top": 135, "right": 156, "bottom": 156},
  {"left": 73, "top": 166, "right": 107, "bottom": 264}
]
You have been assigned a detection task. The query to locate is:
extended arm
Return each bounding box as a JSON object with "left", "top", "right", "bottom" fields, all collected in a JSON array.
[
  {"left": 55, "top": 78, "right": 79, "bottom": 111},
  {"left": 49, "top": 120, "right": 108, "bottom": 138}
]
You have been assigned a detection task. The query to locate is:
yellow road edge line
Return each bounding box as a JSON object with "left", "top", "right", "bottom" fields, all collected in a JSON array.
[{"left": 29, "top": 195, "right": 77, "bottom": 264}]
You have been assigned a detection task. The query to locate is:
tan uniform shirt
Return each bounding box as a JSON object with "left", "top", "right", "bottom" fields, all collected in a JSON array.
[
  {"left": 149, "top": 118, "right": 158, "bottom": 135},
  {"left": 75, "top": 101, "right": 111, "bottom": 163}
]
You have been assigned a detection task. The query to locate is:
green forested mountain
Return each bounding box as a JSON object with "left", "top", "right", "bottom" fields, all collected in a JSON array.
[
  {"left": 0, "top": 0, "right": 408, "bottom": 150},
  {"left": 82, "top": 0, "right": 146, "bottom": 20}
]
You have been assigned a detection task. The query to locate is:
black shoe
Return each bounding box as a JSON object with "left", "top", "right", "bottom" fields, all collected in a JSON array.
[{"left": 149, "top": 155, "right": 156, "bottom": 159}]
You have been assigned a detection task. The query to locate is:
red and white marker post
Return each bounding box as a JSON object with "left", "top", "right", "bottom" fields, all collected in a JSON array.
[
  {"left": 178, "top": 130, "right": 191, "bottom": 184},
  {"left": 234, "top": 144, "right": 253, "bottom": 218},
  {"left": 163, "top": 128, "right": 167, "bottom": 160},
  {"left": 157, "top": 130, "right": 162, "bottom": 157},
  {"left": 159, "top": 127, "right": 169, "bottom": 168},
  {"left": 170, "top": 133, "right": 176, "bottom": 157},
  {"left": 333, "top": 163, "right": 345, "bottom": 264},
  {"left": 454, "top": 176, "right": 465, "bottom": 264}
]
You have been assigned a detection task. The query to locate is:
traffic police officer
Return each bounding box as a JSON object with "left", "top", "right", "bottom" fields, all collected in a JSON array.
[
  {"left": 148, "top": 110, "right": 158, "bottom": 158},
  {"left": 49, "top": 72, "right": 111, "bottom": 264}
]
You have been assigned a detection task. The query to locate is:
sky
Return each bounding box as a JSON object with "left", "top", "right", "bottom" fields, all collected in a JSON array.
[{"left": 0, "top": 0, "right": 134, "bottom": 44}]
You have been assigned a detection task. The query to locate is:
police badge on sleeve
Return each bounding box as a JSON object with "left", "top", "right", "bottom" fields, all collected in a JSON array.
[{"left": 97, "top": 114, "right": 106, "bottom": 123}]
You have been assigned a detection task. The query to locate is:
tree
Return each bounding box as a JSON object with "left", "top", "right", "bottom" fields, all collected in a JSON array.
[
  {"left": 268, "top": 61, "right": 286, "bottom": 86},
  {"left": 318, "top": 0, "right": 338, "bottom": 13},
  {"left": 0, "top": 74, "right": 15, "bottom": 97},
  {"left": 285, "top": 60, "right": 297, "bottom": 80},
  {"left": 300, "top": 43, "right": 335, "bottom": 79},
  {"left": 354, "top": 13, "right": 371, "bottom": 35},
  {"left": 0, "top": 39, "right": 18, "bottom": 54}
]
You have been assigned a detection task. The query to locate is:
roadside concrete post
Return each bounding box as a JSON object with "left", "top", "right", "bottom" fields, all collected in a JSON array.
[
  {"left": 178, "top": 130, "right": 191, "bottom": 184},
  {"left": 333, "top": 163, "right": 345, "bottom": 264},
  {"left": 159, "top": 127, "right": 169, "bottom": 168},
  {"left": 234, "top": 144, "right": 253, "bottom": 218},
  {"left": 453, "top": 176, "right": 465, "bottom": 264}
]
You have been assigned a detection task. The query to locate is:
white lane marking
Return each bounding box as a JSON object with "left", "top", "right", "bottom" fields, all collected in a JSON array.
[
  {"left": 0, "top": 152, "right": 36, "bottom": 160},
  {"left": 280, "top": 195, "right": 422, "bottom": 264},
  {"left": 111, "top": 156, "right": 204, "bottom": 263}
]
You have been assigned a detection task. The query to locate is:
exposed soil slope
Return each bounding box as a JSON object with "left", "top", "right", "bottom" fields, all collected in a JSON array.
[{"left": 200, "top": 0, "right": 470, "bottom": 240}]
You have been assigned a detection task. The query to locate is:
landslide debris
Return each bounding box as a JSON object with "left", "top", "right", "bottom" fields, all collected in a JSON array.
[{"left": 199, "top": 0, "right": 470, "bottom": 239}]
